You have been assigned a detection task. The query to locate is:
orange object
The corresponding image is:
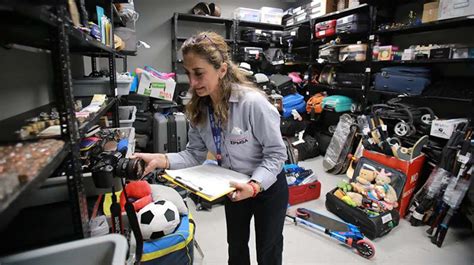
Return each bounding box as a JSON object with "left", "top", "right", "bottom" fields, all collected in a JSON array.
[{"left": 306, "top": 92, "right": 326, "bottom": 114}]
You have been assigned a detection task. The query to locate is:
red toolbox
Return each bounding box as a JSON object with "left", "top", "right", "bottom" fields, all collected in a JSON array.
[
  {"left": 288, "top": 181, "right": 321, "bottom": 205},
  {"left": 315, "top": 19, "right": 337, "bottom": 39},
  {"left": 362, "top": 150, "right": 426, "bottom": 218}
]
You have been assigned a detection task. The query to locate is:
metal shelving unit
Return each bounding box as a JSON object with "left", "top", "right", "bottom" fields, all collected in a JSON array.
[
  {"left": 0, "top": 144, "right": 70, "bottom": 230},
  {"left": 171, "top": 12, "right": 235, "bottom": 89},
  {"left": 368, "top": 5, "right": 474, "bottom": 119},
  {"left": 0, "top": 1, "right": 123, "bottom": 245}
]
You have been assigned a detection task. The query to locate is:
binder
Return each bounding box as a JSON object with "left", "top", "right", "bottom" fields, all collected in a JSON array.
[{"left": 162, "top": 165, "right": 250, "bottom": 201}]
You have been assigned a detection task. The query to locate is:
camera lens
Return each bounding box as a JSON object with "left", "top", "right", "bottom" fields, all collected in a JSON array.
[{"left": 116, "top": 157, "right": 145, "bottom": 180}]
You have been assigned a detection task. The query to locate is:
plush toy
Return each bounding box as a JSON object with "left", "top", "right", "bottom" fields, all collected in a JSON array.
[
  {"left": 120, "top": 180, "right": 153, "bottom": 212},
  {"left": 358, "top": 168, "right": 377, "bottom": 183},
  {"left": 346, "top": 192, "right": 363, "bottom": 207},
  {"left": 351, "top": 182, "right": 369, "bottom": 195},
  {"left": 375, "top": 168, "right": 392, "bottom": 185}
]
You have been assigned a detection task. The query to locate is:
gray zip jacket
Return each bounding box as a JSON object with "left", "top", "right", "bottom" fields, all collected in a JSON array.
[{"left": 166, "top": 84, "right": 287, "bottom": 190}]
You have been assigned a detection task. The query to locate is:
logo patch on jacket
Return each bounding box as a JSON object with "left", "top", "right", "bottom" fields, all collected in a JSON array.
[{"left": 230, "top": 138, "right": 248, "bottom": 145}]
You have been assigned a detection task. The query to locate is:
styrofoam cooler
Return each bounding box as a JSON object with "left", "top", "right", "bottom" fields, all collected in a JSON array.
[{"left": 118, "top": 105, "right": 137, "bottom": 127}]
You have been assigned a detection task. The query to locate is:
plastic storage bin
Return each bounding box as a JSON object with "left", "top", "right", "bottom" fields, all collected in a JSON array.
[
  {"left": 73, "top": 76, "right": 133, "bottom": 97},
  {"left": 119, "top": 105, "right": 137, "bottom": 127},
  {"left": 260, "top": 7, "right": 284, "bottom": 24},
  {"left": 0, "top": 234, "right": 127, "bottom": 265},
  {"left": 233, "top": 7, "right": 260, "bottom": 22}
]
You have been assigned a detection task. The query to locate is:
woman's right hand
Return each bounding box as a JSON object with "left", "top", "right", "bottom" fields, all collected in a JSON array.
[{"left": 131, "top": 153, "right": 168, "bottom": 176}]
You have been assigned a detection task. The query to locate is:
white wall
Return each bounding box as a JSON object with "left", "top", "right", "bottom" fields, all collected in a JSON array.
[{"left": 125, "top": 0, "right": 298, "bottom": 73}]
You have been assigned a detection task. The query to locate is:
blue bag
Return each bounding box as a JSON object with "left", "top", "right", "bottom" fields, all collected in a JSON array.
[
  {"left": 282, "top": 93, "right": 306, "bottom": 118},
  {"left": 374, "top": 67, "right": 431, "bottom": 95},
  {"left": 141, "top": 214, "right": 194, "bottom": 265}
]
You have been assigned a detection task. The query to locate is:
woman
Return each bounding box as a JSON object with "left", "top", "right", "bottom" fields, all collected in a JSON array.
[{"left": 133, "top": 31, "right": 288, "bottom": 265}]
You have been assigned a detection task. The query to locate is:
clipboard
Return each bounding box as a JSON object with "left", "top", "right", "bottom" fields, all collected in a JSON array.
[{"left": 162, "top": 164, "right": 250, "bottom": 202}]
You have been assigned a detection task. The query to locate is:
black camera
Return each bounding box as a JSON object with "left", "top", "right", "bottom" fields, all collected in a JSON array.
[{"left": 90, "top": 151, "right": 145, "bottom": 188}]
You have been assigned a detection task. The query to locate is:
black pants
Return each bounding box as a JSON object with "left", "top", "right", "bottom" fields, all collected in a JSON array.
[{"left": 224, "top": 171, "right": 288, "bottom": 265}]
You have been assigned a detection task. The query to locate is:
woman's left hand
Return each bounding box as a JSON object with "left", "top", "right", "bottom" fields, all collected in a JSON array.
[{"left": 228, "top": 181, "right": 255, "bottom": 202}]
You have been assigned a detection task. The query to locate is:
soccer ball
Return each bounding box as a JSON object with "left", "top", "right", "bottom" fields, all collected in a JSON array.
[{"left": 138, "top": 199, "right": 181, "bottom": 240}]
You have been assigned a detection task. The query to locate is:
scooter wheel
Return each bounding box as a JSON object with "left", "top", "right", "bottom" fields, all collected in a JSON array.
[{"left": 355, "top": 240, "right": 375, "bottom": 259}]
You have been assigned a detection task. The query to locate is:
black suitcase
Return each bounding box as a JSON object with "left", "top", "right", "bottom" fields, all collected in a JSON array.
[
  {"left": 153, "top": 112, "right": 189, "bottom": 153},
  {"left": 236, "top": 47, "right": 264, "bottom": 62},
  {"left": 336, "top": 13, "right": 369, "bottom": 34},
  {"left": 135, "top": 111, "right": 153, "bottom": 135},
  {"left": 282, "top": 25, "right": 311, "bottom": 44},
  {"left": 241, "top": 29, "right": 272, "bottom": 43},
  {"left": 325, "top": 157, "right": 406, "bottom": 239},
  {"left": 270, "top": 30, "right": 283, "bottom": 44},
  {"left": 283, "top": 136, "right": 298, "bottom": 164},
  {"left": 319, "top": 44, "right": 339, "bottom": 63},
  {"left": 269, "top": 74, "right": 295, "bottom": 96},
  {"left": 333, "top": 72, "right": 365, "bottom": 88}
]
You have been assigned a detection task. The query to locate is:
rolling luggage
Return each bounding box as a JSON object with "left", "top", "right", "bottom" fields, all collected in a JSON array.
[
  {"left": 325, "top": 158, "right": 406, "bottom": 239},
  {"left": 333, "top": 72, "right": 365, "bottom": 88},
  {"left": 269, "top": 74, "right": 294, "bottom": 96},
  {"left": 241, "top": 29, "right": 272, "bottom": 43},
  {"left": 319, "top": 44, "right": 339, "bottom": 63},
  {"left": 336, "top": 13, "right": 369, "bottom": 34},
  {"left": 322, "top": 95, "right": 355, "bottom": 113},
  {"left": 282, "top": 25, "right": 311, "bottom": 44},
  {"left": 153, "top": 112, "right": 188, "bottom": 153},
  {"left": 236, "top": 47, "right": 264, "bottom": 62},
  {"left": 283, "top": 136, "right": 298, "bottom": 164},
  {"left": 282, "top": 93, "right": 306, "bottom": 118},
  {"left": 373, "top": 67, "right": 431, "bottom": 95},
  {"left": 315, "top": 19, "right": 337, "bottom": 39},
  {"left": 339, "top": 44, "right": 367, "bottom": 62}
]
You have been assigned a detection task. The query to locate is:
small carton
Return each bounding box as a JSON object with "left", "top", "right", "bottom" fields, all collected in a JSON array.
[{"left": 136, "top": 71, "right": 176, "bottom": 102}]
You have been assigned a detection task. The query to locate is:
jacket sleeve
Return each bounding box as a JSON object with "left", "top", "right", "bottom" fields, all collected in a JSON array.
[
  {"left": 248, "top": 94, "right": 287, "bottom": 190},
  {"left": 166, "top": 124, "right": 208, "bottom": 169}
]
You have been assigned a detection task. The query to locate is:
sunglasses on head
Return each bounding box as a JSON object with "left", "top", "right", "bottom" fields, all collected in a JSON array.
[{"left": 186, "top": 34, "right": 225, "bottom": 61}]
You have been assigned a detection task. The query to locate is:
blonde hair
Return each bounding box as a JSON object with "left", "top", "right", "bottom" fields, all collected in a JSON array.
[{"left": 181, "top": 31, "right": 257, "bottom": 126}]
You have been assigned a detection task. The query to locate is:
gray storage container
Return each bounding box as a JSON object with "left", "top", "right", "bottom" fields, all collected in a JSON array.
[
  {"left": 119, "top": 106, "right": 137, "bottom": 127},
  {"left": 73, "top": 77, "right": 132, "bottom": 97},
  {"left": 0, "top": 234, "right": 127, "bottom": 265}
]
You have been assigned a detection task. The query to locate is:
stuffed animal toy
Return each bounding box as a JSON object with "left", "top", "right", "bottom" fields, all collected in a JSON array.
[
  {"left": 120, "top": 180, "right": 153, "bottom": 212},
  {"left": 346, "top": 192, "right": 363, "bottom": 207}
]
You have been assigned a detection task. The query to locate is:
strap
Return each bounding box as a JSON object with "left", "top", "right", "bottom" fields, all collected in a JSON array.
[{"left": 208, "top": 106, "right": 222, "bottom": 166}]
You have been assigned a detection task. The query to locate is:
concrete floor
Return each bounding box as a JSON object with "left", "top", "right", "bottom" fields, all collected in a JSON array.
[{"left": 189, "top": 156, "right": 474, "bottom": 265}]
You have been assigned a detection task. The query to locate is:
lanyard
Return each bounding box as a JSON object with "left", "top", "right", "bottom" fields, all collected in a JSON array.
[{"left": 208, "top": 106, "right": 222, "bottom": 166}]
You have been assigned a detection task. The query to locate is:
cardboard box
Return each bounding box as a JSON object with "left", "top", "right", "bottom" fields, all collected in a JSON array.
[
  {"left": 137, "top": 71, "right": 176, "bottom": 102},
  {"left": 363, "top": 150, "right": 426, "bottom": 218},
  {"left": 422, "top": 1, "right": 439, "bottom": 23},
  {"left": 306, "top": 0, "right": 336, "bottom": 18},
  {"left": 438, "top": 0, "right": 474, "bottom": 20},
  {"left": 430, "top": 118, "right": 468, "bottom": 139}
]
